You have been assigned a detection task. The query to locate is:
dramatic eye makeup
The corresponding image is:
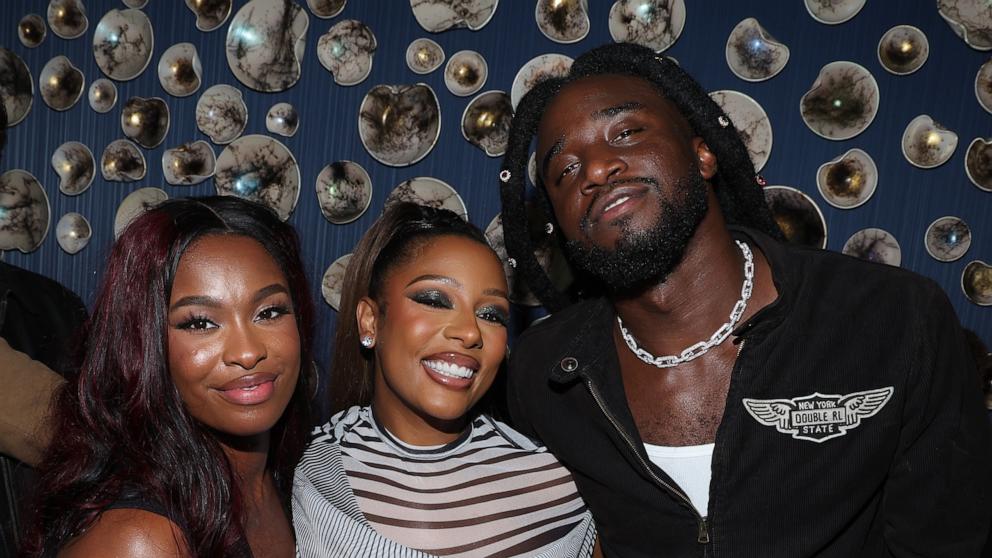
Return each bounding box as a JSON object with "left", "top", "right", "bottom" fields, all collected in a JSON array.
[
  {"left": 476, "top": 305, "right": 509, "bottom": 326},
  {"left": 409, "top": 289, "right": 453, "bottom": 309}
]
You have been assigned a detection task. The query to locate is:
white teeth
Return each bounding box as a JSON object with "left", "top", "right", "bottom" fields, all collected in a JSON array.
[
  {"left": 242, "top": 385, "right": 258, "bottom": 391},
  {"left": 423, "top": 360, "right": 475, "bottom": 379},
  {"left": 604, "top": 196, "right": 630, "bottom": 213}
]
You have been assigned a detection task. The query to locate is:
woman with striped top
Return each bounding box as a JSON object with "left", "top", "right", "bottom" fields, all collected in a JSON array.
[{"left": 293, "top": 203, "right": 597, "bottom": 558}]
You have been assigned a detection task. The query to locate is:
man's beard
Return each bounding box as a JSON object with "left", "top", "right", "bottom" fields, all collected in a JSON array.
[{"left": 563, "top": 169, "right": 709, "bottom": 293}]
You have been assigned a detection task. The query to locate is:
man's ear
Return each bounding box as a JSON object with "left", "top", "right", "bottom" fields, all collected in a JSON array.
[
  {"left": 694, "top": 138, "right": 718, "bottom": 180},
  {"left": 356, "top": 297, "right": 378, "bottom": 343}
]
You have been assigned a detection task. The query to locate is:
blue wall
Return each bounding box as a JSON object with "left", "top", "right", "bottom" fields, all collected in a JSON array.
[{"left": 2, "top": 1, "right": 989, "bottom": 396}]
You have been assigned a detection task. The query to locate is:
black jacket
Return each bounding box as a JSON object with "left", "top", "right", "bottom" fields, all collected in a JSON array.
[{"left": 507, "top": 227, "right": 991, "bottom": 557}]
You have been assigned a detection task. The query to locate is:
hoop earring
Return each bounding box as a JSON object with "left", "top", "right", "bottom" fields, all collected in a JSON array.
[{"left": 308, "top": 361, "right": 320, "bottom": 401}]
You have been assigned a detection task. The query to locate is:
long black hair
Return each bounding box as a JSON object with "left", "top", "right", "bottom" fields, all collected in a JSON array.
[
  {"left": 499, "top": 42, "right": 782, "bottom": 312},
  {"left": 25, "top": 196, "right": 315, "bottom": 557}
]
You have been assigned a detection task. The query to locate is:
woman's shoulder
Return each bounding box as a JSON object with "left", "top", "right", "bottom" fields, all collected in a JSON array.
[
  {"left": 58, "top": 508, "right": 189, "bottom": 558},
  {"left": 306, "top": 405, "right": 371, "bottom": 447},
  {"left": 478, "top": 413, "right": 548, "bottom": 453}
]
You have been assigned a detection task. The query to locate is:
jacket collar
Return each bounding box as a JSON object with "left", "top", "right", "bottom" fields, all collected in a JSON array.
[
  {"left": 548, "top": 297, "right": 618, "bottom": 386},
  {"left": 546, "top": 226, "right": 795, "bottom": 385}
]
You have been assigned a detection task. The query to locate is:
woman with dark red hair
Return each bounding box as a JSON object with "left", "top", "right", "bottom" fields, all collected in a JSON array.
[{"left": 22, "top": 196, "right": 315, "bottom": 557}]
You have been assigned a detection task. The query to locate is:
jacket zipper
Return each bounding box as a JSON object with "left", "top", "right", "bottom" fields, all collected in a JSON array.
[{"left": 584, "top": 379, "right": 711, "bottom": 545}]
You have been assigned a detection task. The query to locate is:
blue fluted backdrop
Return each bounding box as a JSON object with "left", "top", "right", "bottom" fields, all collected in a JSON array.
[{"left": 1, "top": 1, "right": 989, "bottom": 420}]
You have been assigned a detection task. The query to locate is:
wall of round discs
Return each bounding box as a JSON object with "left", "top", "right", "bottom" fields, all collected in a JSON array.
[{"left": 1, "top": 0, "right": 990, "bottom": 418}]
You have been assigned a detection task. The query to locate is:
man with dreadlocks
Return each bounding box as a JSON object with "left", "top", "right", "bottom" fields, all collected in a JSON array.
[{"left": 499, "top": 43, "right": 991, "bottom": 557}]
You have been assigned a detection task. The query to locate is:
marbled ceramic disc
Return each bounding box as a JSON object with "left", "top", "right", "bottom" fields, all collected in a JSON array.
[
  {"left": 842, "top": 228, "right": 901, "bottom": 267},
  {"left": 158, "top": 43, "right": 203, "bottom": 97},
  {"left": 226, "top": 0, "right": 309, "bottom": 92},
  {"left": 535, "top": 0, "right": 590, "bottom": 44},
  {"left": 88, "top": 78, "right": 117, "bottom": 113},
  {"left": 321, "top": 253, "right": 352, "bottom": 310},
  {"left": 461, "top": 90, "right": 512, "bottom": 157},
  {"left": 184, "top": 0, "right": 233, "bottom": 32},
  {"left": 764, "top": 185, "right": 827, "bottom": 249},
  {"left": 608, "top": 0, "right": 686, "bottom": 53},
  {"left": 406, "top": 38, "right": 445, "bottom": 75},
  {"left": 317, "top": 19, "right": 377, "bottom": 86},
  {"left": 39, "top": 55, "right": 84, "bottom": 112},
  {"left": 709, "top": 90, "right": 773, "bottom": 172},
  {"left": 925, "top": 216, "right": 971, "bottom": 262},
  {"left": 358, "top": 83, "right": 441, "bottom": 167},
  {"left": 214, "top": 134, "right": 301, "bottom": 221},
  {"left": 975, "top": 58, "right": 992, "bottom": 114},
  {"left": 901, "top": 114, "right": 957, "bottom": 169},
  {"left": 48, "top": 0, "right": 89, "bottom": 40},
  {"left": 196, "top": 84, "right": 248, "bottom": 145},
  {"left": 162, "top": 141, "right": 216, "bottom": 186},
  {"left": 18, "top": 14, "right": 47, "bottom": 48},
  {"left": 410, "top": 0, "right": 499, "bottom": 32},
  {"left": 965, "top": 137, "right": 992, "bottom": 192},
  {"left": 101, "top": 139, "right": 146, "bottom": 182},
  {"left": 877, "top": 25, "right": 929, "bottom": 75},
  {"left": 815, "top": 148, "right": 878, "bottom": 209},
  {"left": 800, "top": 61, "right": 879, "bottom": 140},
  {"left": 55, "top": 212, "right": 91, "bottom": 254},
  {"left": 114, "top": 187, "right": 167, "bottom": 238},
  {"left": 804, "top": 0, "right": 866, "bottom": 25},
  {"left": 0, "top": 48, "right": 34, "bottom": 126},
  {"left": 938, "top": 0, "right": 992, "bottom": 51},
  {"left": 93, "top": 8, "right": 154, "bottom": 81},
  {"left": 0, "top": 170, "right": 50, "bottom": 253},
  {"left": 725, "top": 17, "right": 789, "bottom": 82},
  {"left": 266, "top": 102, "right": 300, "bottom": 137},
  {"left": 962, "top": 260, "right": 992, "bottom": 306},
  {"left": 444, "top": 50, "right": 488, "bottom": 97},
  {"left": 52, "top": 141, "right": 95, "bottom": 195},
  {"left": 309, "top": 0, "right": 347, "bottom": 19},
  {"left": 386, "top": 177, "right": 468, "bottom": 220},
  {"left": 510, "top": 53, "right": 573, "bottom": 109},
  {"left": 315, "top": 161, "right": 373, "bottom": 224}
]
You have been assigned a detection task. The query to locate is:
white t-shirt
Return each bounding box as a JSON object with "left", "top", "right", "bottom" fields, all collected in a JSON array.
[{"left": 643, "top": 442, "right": 715, "bottom": 516}]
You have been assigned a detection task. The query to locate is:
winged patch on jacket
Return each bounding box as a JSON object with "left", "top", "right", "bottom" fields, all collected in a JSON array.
[{"left": 743, "top": 387, "right": 894, "bottom": 443}]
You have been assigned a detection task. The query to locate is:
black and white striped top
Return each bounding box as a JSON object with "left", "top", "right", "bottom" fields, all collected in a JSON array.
[{"left": 293, "top": 406, "right": 595, "bottom": 558}]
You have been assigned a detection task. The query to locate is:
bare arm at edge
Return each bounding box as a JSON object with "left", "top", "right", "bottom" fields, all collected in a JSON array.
[{"left": 0, "top": 336, "right": 64, "bottom": 465}]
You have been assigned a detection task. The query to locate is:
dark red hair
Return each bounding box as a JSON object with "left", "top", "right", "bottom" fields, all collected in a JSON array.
[{"left": 23, "top": 196, "right": 315, "bottom": 557}]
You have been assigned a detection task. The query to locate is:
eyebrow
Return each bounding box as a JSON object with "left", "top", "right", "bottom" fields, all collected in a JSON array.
[
  {"left": 483, "top": 288, "right": 509, "bottom": 300},
  {"left": 169, "top": 283, "right": 289, "bottom": 312},
  {"left": 252, "top": 283, "right": 290, "bottom": 304},
  {"left": 593, "top": 101, "right": 644, "bottom": 119},
  {"left": 407, "top": 275, "right": 509, "bottom": 300},
  {"left": 407, "top": 274, "right": 461, "bottom": 288}
]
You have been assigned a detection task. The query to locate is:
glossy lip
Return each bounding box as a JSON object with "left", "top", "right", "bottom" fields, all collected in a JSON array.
[
  {"left": 421, "top": 352, "right": 480, "bottom": 390},
  {"left": 214, "top": 372, "right": 278, "bottom": 405},
  {"left": 590, "top": 184, "right": 649, "bottom": 225}
]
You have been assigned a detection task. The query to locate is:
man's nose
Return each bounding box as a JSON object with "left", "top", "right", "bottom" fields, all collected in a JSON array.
[{"left": 580, "top": 151, "right": 626, "bottom": 195}]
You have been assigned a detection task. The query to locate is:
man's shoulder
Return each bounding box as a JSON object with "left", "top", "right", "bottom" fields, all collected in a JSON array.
[
  {"left": 779, "top": 240, "right": 943, "bottom": 304},
  {"left": 516, "top": 297, "right": 606, "bottom": 349}
]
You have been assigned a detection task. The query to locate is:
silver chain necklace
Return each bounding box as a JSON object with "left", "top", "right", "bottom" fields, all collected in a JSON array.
[{"left": 616, "top": 240, "right": 754, "bottom": 368}]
